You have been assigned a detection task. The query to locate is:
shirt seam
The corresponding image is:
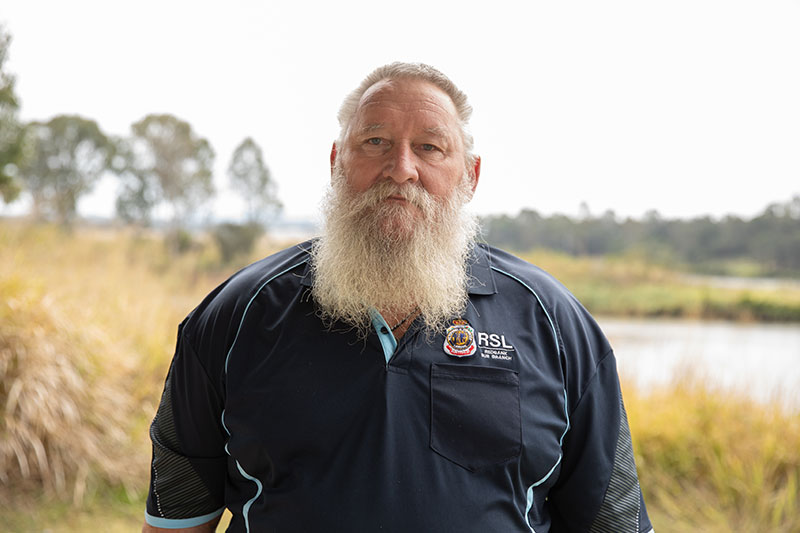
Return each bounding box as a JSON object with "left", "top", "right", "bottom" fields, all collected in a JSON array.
[
  {"left": 567, "top": 346, "right": 615, "bottom": 419},
  {"left": 179, "top": 327, "right": 224, "bottom": 408}
]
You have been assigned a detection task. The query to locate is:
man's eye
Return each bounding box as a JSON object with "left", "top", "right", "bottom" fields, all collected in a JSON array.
[
  {"left": 421, "top": 144, "right": 438, "bottom": 152},
  {"left": 367, "top": 138, "right": 382, "bottom": 145}
]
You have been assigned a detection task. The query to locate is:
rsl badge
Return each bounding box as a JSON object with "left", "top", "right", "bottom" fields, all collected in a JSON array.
[{"left": 443, "top": 319, "right": 477, "bottom": 357}]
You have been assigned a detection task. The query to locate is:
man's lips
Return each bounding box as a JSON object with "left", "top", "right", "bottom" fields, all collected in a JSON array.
[{"left": 385, "top": 195, "right": 409, "bottom": 203}]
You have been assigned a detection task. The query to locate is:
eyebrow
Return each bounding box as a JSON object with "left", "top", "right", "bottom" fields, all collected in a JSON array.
[
  {"left": 357, "top": 123, "right": 385, "bottom": 135},
  {"left": 355, "top": 124, "right": 452, "bottom": 143},
  {"left": 423, "top": 127, "right": 450, "bottom": 141}
]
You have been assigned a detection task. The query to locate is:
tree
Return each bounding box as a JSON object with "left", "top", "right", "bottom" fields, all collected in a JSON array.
[
  {"left": 227, "top": 137, "right": 281, "bottom": 225},
  {"left": 116, "top": 114, "right": 214, "bottom": 227},
  {"left": 112, "top": 137, "right": 153, "bottom": 225},
  {"left": 0, "top": 25, "right": 24, "bottom": 204},
  {"left": 18, "top": 115, "right": 113, "bottom": 224}
]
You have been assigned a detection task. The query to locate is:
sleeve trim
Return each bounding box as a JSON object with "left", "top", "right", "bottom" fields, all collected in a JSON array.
[{"left": 144, "top": 507, "right": 224, "bottom": 529}]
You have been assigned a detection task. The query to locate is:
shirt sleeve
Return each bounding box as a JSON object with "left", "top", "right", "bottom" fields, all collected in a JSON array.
[
  {"left": 548, "top": 350, "right": 653, "bottom": 533},
  {"left": 145, "top": 322, "right": 228, "bottom": 528}
]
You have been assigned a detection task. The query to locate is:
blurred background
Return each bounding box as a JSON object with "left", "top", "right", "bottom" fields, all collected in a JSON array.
[{"left": 1, "top": 1, "right": 798, "bottom": 531}]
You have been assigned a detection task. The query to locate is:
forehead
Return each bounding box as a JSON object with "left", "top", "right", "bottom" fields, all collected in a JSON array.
[{"left": 350, "top": 78, "right": 461, "bottom": 134}]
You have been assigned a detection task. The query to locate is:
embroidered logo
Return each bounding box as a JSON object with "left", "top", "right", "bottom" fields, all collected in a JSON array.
[
  {"left": 443, "top": 319, "right": 477, "bottom": 357},
  {"left": 476, "top": 331, "right": 516, "bottom": 361}
]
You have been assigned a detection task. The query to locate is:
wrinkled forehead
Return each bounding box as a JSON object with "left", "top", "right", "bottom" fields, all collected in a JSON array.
[
  {"left": 359, "top": 78, "right": 457, "bottom": 107},
  {"left": 350, "top": 78, "right": 461, "bottom": 130}
]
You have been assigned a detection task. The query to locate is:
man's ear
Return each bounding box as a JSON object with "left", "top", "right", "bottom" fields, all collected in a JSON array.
[
  {"left": 470, "top": 156, "right": 481, "bottom": 193},
  {"left": 330, "top": 142, "right": 338, "bottom": 177}
]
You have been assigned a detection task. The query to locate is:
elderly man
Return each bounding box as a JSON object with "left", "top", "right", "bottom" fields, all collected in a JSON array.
[{"left": 144, "top": 63, "right": 653, "bottom": 532}]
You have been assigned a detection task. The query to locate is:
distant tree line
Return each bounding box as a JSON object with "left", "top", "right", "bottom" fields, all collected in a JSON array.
[
  {"left": 482, "top": 197, "right": 800, "bottom": 276},
  {"left": 0, "top": 26, "right": 280, "bottom": 260}
]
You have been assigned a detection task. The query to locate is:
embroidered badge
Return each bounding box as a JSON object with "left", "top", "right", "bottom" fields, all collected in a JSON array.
[{"left": 443, "top": 319, "right": 477, "bottom": 357}]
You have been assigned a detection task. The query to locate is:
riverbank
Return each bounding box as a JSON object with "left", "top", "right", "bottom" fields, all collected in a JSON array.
[{"left": 521, "top": 248, "right": 800, "bottom": 322}]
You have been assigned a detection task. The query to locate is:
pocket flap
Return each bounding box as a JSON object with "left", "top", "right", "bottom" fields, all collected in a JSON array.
[{"left": 430, "top": 363, "right": 521, "bottom": 472}]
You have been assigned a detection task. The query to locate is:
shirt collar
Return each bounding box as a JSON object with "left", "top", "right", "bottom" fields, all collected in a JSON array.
[{"left": 299, "top": 242, "right": 497, "bottom": 295}]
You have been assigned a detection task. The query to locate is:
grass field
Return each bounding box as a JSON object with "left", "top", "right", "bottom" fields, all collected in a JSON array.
[{"left": 1, "top": 221, "right": 798, "bottom": 532}]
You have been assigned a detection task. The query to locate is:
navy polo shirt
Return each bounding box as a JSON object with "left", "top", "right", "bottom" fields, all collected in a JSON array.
[{"left": 146, "top": 241, "right": 653, "bottom": 532}]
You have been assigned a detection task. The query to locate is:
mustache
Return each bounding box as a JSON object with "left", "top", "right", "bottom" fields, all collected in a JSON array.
[{"left": 353, "top": 180, "right": 434, "bottom": 212}]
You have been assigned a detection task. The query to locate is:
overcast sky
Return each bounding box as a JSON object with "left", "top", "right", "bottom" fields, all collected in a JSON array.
[{"left": 2, "top": 0, "right": 799, "bottom": 224}]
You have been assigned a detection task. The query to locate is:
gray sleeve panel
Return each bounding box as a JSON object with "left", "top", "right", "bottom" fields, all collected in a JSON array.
[
  {"left": 152, "top": 366, "right": 180, "bottom": 449},
  {"left": 146, "top": 367, "right": 224, "bottom": 520},
  {"left": 589, "top": 398, "right": 651, "bottom": 533}
]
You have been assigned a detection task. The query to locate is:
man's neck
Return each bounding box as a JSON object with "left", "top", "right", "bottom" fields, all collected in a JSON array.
[{"left": 381, "top": 307, "right": 420, "bottom": 341}]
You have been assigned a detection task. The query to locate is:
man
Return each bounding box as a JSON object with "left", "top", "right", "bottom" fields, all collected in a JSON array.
[{"left": 144, "top": 62, "right": 654, "bottom": 532}]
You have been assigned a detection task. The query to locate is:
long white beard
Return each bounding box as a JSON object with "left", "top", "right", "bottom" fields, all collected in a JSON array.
[{"left": 310, "top": 162, "right": 479, "bottom": 336}]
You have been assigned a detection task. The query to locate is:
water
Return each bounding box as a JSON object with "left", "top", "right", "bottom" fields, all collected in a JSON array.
[{"left": 598, "top": 317, "right": 800, "bottom": 409}]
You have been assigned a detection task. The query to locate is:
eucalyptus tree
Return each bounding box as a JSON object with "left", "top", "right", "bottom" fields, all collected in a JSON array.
[
  {"left": 18, "top": 115, "right": 113, "bottom": 224},
  {"left": 116, "top": 114, "right": 214, "bottom": 228},
  {"left": 227, "top": 137, "right": 281, "bottom": 225}
]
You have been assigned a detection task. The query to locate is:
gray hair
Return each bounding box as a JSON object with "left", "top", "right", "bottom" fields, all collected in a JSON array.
[{"left": 336, "top": 62, "right": 476, "bottom": 168}]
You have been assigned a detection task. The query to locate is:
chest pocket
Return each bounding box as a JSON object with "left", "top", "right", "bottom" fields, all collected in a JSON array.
[{"left": 430, "top": 363, "right": 521, "bottom": 472}]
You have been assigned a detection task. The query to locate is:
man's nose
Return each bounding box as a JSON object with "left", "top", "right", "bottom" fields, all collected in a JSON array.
[{"left": 383, "top": 144, "right": 419, "bottom": 184}]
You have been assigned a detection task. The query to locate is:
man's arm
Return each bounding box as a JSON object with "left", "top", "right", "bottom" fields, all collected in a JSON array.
[
  {"left": 548, "top": 350, "right": 652, "bottom": 532},
  {"left": 144, "top": 325, "right": 228, "bottom": 530},
  {"left": 142, "top": 514, "right": 221, "bottom": 533}
]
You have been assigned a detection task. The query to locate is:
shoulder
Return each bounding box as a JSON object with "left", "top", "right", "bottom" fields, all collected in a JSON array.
[
  {"left": 480, "top": 244, "right": 591, "bottom": 328},
  {"left": 181, "top": 240, "right": 313, "bottom": 347},
  {"left": 479, "top": 244, "right": 574, "bottom": 305},
  {"left": 480, "top": 244, "right": 612, "bottom": 405},
  {"left": 210, "top": 239, "right": 312, "bottom": 305}
]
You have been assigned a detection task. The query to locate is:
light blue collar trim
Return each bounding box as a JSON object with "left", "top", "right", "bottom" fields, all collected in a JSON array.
[{"left": 370, "top": 309, "right": 397, "bottom": 363}]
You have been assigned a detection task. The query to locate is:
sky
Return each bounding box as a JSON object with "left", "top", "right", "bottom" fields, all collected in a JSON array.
[{"left": 2, "top": 0, "right": 799, "bottom": 225}]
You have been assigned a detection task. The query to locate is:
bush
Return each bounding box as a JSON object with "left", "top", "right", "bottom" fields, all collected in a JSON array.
[
  {"left": 212, "top": 222, "right": 263, "bottom": 264},
  {"left": 164, "top": 228, "right": 196, "bottom": 255}
]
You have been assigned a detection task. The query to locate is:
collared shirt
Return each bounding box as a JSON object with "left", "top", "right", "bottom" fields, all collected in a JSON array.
[{"left": 146, "top": 241, "right": 653, "bottom": 532}]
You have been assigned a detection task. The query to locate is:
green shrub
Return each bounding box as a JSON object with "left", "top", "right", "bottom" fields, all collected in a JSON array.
[{"left": 212, "top": 222, "right": 263, "bottom": 264}]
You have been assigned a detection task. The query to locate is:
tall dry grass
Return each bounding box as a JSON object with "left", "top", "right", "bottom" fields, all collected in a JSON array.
[
  {"left": 625, "top": 374, "right": 800, "bottom": 532},
  {"left": 0, "top": 221, "right": 258, "bottom": 507},
  {"left": 0, "top": 275, "right": 133, "bottom": 503}
]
